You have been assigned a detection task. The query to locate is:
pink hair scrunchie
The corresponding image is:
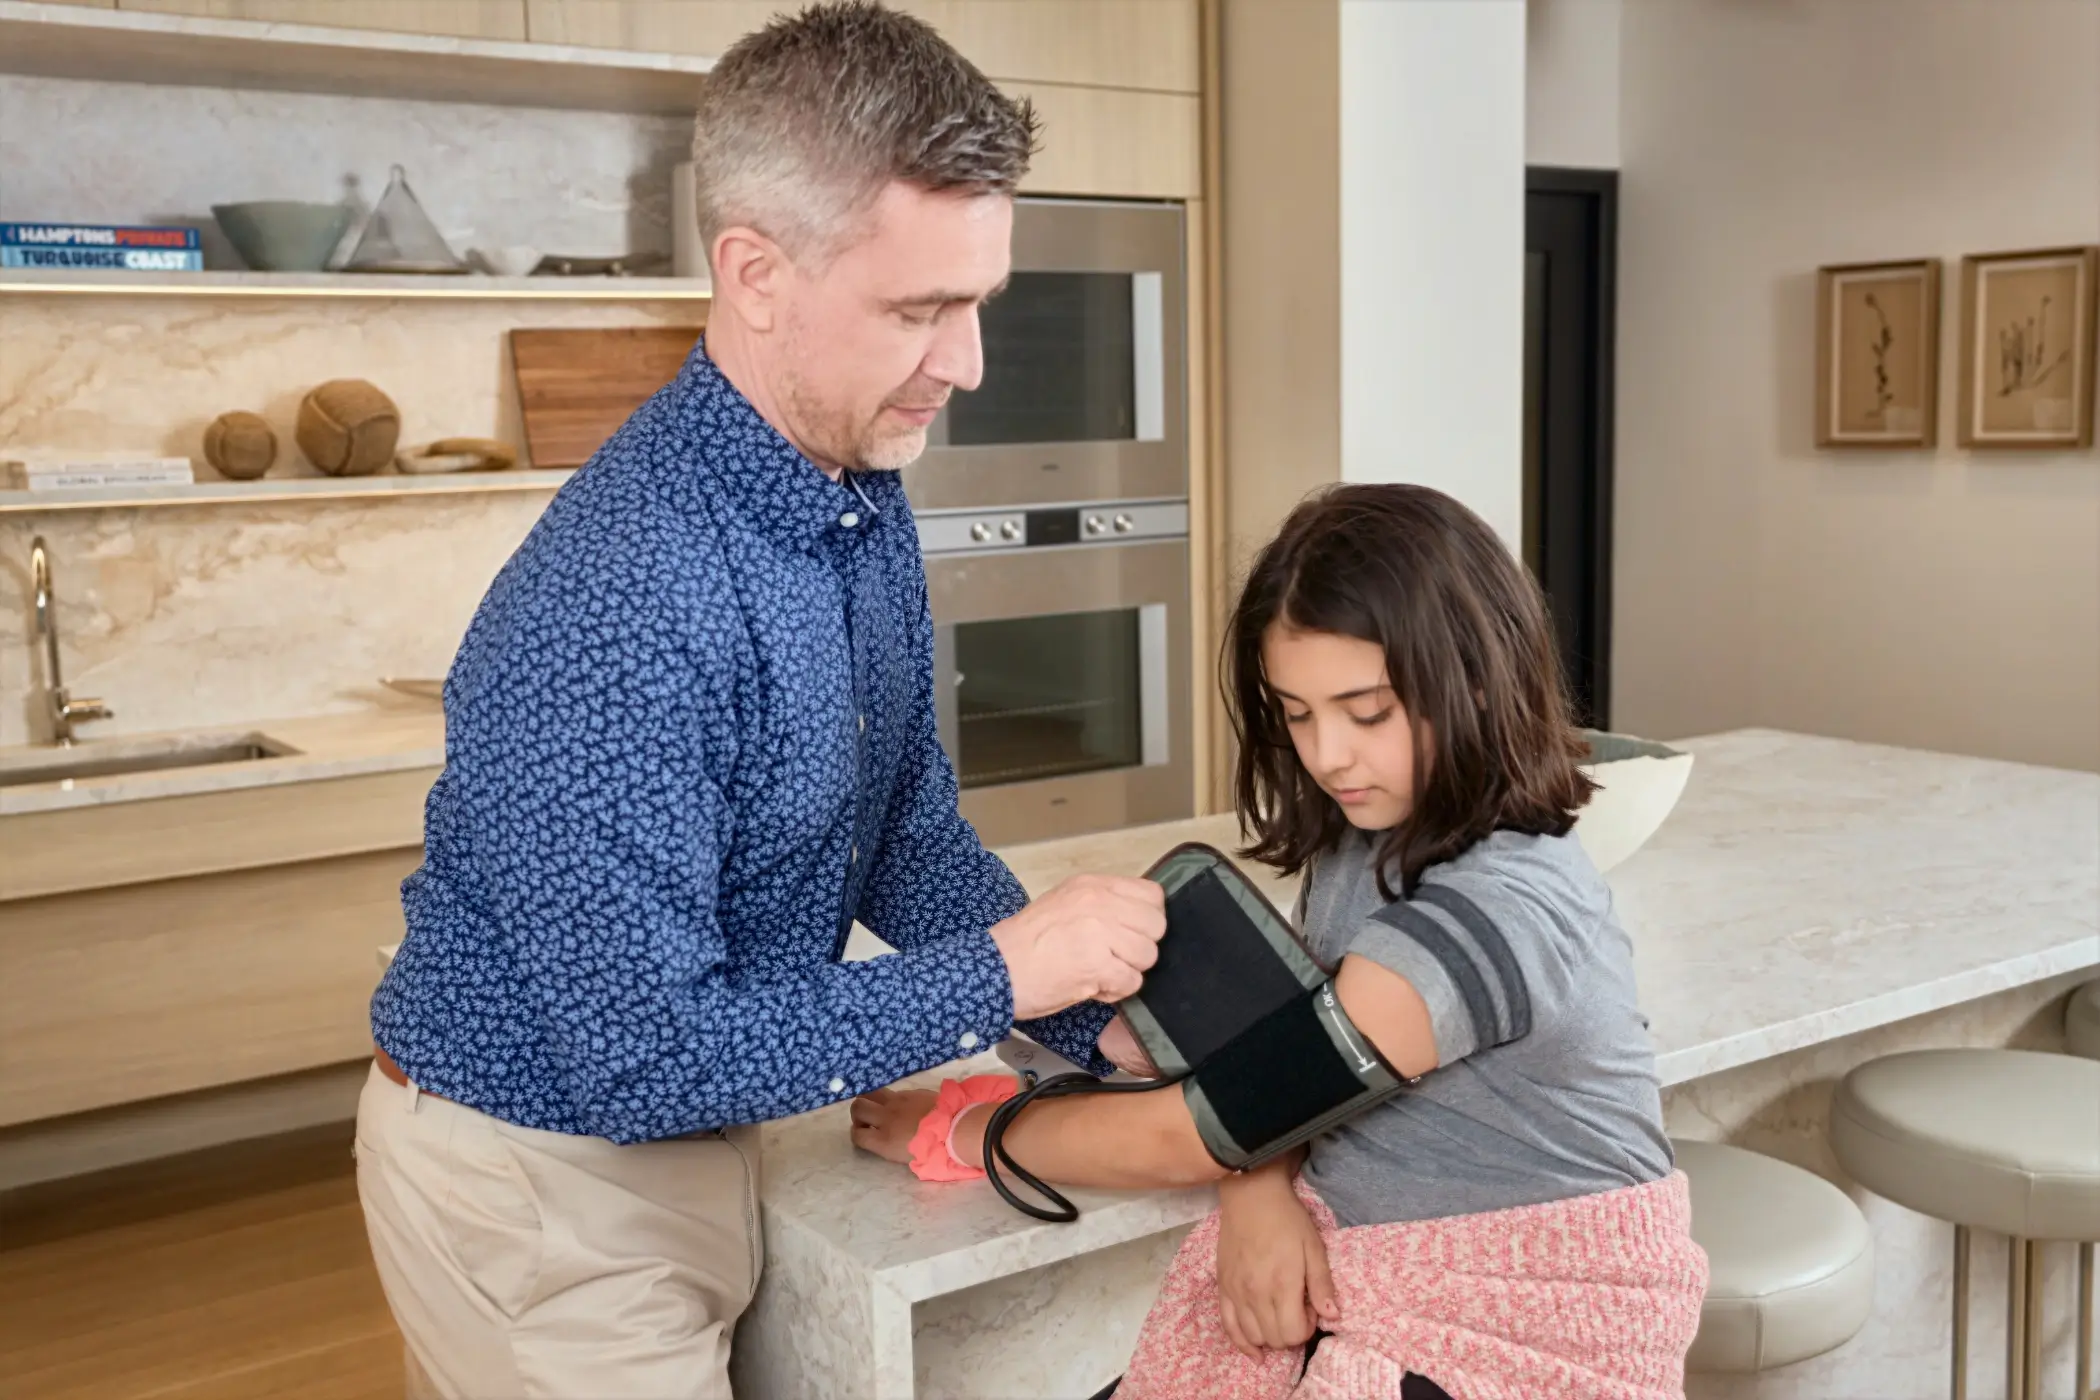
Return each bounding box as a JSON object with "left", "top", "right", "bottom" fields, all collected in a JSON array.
[{"left": 908, "top": 1075, "right": 1021, "bottom": 1182}]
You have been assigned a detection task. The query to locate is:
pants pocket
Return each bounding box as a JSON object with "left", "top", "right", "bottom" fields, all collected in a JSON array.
[
  {"left": 722, "top": 1128, "right": 764, "bottom": 1306},
  {"left": 441, "top": 1116, "right": 546, "bottom": 1322}
]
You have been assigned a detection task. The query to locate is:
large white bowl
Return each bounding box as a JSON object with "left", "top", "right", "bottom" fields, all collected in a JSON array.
[{"left": 1572, "top": 731, "right": 1694, "bottom": 874}]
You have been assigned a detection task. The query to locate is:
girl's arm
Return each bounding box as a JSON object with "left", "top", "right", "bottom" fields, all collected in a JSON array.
[
  {"left": 949, "top": 1077, "right": 1223, "bottom": 1187},
  {"left": 853, "top": 954, "right": 1439, "bottom": 1188},
  {"left": 1216, "top": 1147, "right": 1337, "bottom": 1355}
]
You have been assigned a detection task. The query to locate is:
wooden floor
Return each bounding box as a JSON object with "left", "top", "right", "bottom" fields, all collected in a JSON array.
[{"left": 0, "top": 1125, "right": 403, "bottom": 1400}]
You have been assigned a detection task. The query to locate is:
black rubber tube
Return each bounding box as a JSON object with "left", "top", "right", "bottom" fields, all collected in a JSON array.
[{"left": 981, "top": 1072, "right": 1180, "bottom": 1223}]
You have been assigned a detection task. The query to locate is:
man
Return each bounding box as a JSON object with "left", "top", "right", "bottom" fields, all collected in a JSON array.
[{"left": 355, "top": 4, "right": 1166, "bottom": 1396}]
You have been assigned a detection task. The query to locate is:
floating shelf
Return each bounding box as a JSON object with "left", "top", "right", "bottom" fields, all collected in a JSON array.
[
  {"left": 0, "top": 0, "right": 713, "bottom": 115},
  {"left": 0, "top": 469, "right": 577, "bottom": 514},
  {"left": 0, "top": 267, "right": 712, "bottom": 301}
]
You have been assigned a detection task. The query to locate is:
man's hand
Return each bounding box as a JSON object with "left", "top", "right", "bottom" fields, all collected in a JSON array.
[
  {"left": 1098, "top": 1012, "right": 1162, "bottom": 1078},
  {"left": 991, "top": 875, "right": 1165, "bottom": 1021},
  {"left": 1216, "top": 1159, "right": 1336, "bottom": 1356}
]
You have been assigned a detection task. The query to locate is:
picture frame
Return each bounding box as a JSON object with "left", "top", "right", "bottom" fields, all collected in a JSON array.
[
  {"left": 1956, "top": 246, "right": 2098, "bottom": 450},
  {"left": 1815, "top": 258, "right": 1941, "bottom": 448}
]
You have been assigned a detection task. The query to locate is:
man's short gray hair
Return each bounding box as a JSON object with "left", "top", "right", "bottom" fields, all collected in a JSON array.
[{"left": 690, "top": 1, "right": 1039, "bottom": 265}]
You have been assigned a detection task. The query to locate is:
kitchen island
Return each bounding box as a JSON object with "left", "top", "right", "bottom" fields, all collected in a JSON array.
[
  {"left": 1, "top": 706, "right": 448, "bottom": 1134},
  {"left": 733, "top": 729, "right": 2100, "bottom": 1400}
]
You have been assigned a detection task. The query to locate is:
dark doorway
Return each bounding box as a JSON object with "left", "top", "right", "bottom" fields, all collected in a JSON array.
[{"left": 1523, "top": 168, "right": 1618, "bottom": 729}]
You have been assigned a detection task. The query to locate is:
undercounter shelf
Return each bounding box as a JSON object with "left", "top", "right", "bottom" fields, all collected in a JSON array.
[
  {"left": 0, "top": 469, "right": 575, "bottom": 514},
  {"left": 0, "top": 268, "right": 712, "bottom": 301}
]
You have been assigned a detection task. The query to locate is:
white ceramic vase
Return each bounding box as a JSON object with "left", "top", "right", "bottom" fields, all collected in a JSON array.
[{"left": 1573, "top": 732, "right": 1695, "bottom": 874}]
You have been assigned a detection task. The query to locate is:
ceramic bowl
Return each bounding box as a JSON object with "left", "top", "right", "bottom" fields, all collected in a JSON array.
[
  {"left": 472, "top": 245, "right": 543, "bottom": 278},
  {"left": 212, "top": 201, "right": 355, "bottom": 272},
  {"left": 1572, "top": 731, "right": 1695, "bottom": 873}
]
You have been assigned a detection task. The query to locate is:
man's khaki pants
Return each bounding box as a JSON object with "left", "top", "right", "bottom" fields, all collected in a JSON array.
[{"left": 354, "top": 1064, "right": 763, "bottom": 1399}]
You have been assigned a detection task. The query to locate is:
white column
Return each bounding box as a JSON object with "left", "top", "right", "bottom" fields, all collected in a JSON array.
[{"left": 1338, "top": 0, "right": 1528, "bottom": 548}]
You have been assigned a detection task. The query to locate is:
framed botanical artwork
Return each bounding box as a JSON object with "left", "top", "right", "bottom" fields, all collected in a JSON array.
[
  {"left": 1816, "top": 259, "right": 1941, "bottom": 448},
  {"left": 1957, "top": 246, "right": 2099, "bottom": 449}
]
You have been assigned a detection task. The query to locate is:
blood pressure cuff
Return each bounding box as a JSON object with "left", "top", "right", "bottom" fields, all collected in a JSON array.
[{"left": 1123, "top": 844, "right": 1407, "bottom": 1171}]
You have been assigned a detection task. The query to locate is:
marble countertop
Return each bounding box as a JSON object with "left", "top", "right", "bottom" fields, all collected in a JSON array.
[
  {"left": 764, "top": 728, "right": 2100, "bottom": 1302},
  {"left": 0, "top": 705, "right": 444, "bottom": 816},
  {"left": 759, "top": 1051, "right": 1214, "bottom": 1305},
  {"left": 1614, "top": 729, "right": 2098, "bottom": 1082}
]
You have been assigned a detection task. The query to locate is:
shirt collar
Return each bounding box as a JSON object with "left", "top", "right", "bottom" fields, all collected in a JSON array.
[{"left": 668, "top": 337, "right": 881, "bottom": 554}]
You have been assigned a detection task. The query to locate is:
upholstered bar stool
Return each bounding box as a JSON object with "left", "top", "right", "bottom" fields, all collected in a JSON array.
[
  {"left": 2068, "top": 979, "right": 2100, "bottom": 1061},
  {"left": 2069, "top": 983, "right": 2100, "bottom": 1399},
  {"left": 1674, "top": 1139, "right": 1875, "bottom": 1374},
  {"left": 1833, "top": 1049, "right": 2100, "bottom": 1400}
]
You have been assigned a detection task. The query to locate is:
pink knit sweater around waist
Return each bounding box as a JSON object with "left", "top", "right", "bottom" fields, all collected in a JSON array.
[{"left": 1118, "top": 1172, "right": 1709, "bottom": 1400}]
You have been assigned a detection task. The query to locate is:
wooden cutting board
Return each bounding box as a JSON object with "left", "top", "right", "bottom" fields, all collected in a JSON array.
[{"left": 510, "top": 326, "right": 703, "bottom": 469}]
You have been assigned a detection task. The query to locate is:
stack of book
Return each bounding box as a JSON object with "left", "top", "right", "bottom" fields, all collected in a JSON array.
[
  {"left": 3, "top": 452, "right": 196, "bottom": 492},
  {"left": 1, "top": 223, "right": 204, "bottom": 273}
]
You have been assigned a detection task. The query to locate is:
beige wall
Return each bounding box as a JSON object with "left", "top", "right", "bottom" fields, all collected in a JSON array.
[
  {"left": 0, "top": 76, "right": 694, "bottom": 745},
  {"left": 1526, "top": 0, "right": 1619, "bottom": 170},
  {"left": 1615, "top": 0, "right": 2100, "bottom": 770},
  {"left": 0, "top": 284, "right": 696, "bottom": 747}
]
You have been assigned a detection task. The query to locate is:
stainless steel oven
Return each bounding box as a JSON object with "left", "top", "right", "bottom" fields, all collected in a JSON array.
[
  {"left": 903, "top": 198, "right": 1187, "bottom": 511},
  {"left": 918, "top": 498, "right": 1192, "bottom": 847}
]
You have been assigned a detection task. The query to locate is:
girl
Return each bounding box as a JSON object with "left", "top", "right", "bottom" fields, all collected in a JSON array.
[{"left": 852, "top": 484, "right": 1707, "bottom": 1399}]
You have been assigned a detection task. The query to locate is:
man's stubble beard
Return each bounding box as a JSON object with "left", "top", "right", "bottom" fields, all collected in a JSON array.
[
  {"left": 776, "top": 336, "right": 928, "bottom": 475},
  {"left": 852, "top": 419, "right": 929, "bottom": 474}
]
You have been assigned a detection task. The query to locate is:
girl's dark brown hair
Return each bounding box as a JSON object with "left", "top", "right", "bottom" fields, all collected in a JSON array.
[{"left": 1227, "top": 483, "right": 1596, "bottom": 898}]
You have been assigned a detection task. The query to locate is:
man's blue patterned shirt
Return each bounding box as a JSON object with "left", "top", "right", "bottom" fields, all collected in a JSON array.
[{"left": 370, "top": 341, "right": 1112, "bottom": 1142}]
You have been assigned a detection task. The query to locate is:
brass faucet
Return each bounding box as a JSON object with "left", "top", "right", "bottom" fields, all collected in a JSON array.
[{"left": 29, "top": 536, "right": 112, "bottom": 746}]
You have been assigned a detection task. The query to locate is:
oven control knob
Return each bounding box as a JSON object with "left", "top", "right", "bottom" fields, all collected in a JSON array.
[
  {"left": 1084, "top": 514, "right": 1107, "bottom": 536},
  {"left": 969, "top": 521, "right": 992, "bottom": 543},
  {"left": 1112, "top": 513, "right": 1135, "bottom": 533},
  {"left": 1000, "top": 519, "right": 1023, "bottom": 542}
]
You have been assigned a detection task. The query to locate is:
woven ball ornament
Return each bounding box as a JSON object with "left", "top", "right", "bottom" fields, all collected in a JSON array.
[
  {"left": 296, "top": 379, "right": 400, "bottom": 476},
  {"left": 202, "top": 410, "right": 278, "bottom": 480}
]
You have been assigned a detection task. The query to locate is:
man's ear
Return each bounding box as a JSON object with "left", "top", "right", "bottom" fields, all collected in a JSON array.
[{"left": 710, "top": 225, "right": 789, "bottom": 334}]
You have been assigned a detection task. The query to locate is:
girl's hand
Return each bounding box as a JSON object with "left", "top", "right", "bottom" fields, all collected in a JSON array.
[
  {"left": 849, "top": 1087, "right": 937, "bottom": 1165},
  {"left": 1215, "top": 1163, "right": 1337, "bottom": 1356}
]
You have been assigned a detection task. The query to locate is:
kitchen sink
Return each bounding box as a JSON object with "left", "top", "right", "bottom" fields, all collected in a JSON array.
[{"left": 0, "top": 732, "right": 299, "bottom": 788}]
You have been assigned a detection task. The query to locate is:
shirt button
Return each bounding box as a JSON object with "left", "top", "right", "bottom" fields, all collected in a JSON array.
[
  {"left": 849, "top": 844, "right": 857, "bottom": 864},
  {"left": 958, "top": 1032, "right": 980, "bottom": 1051},
  {"left": 839, "top": 512, "right": 860, "bottom": 529},
  {"left": 858, "top": 713, "right": 866, "bottom": 733},
  {"left": 829, "top": 1077, "right": 846, "bottom": 1094}
]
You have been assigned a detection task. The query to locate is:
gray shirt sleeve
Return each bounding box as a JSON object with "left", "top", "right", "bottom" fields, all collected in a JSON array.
[{"left": 1343, "top": 844, "right": 1596, "bottom": 1067}]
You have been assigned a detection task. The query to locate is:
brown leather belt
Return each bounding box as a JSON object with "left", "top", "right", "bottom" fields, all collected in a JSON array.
[{"left": 374, "top": 1043, "right": 446, "bottom": 1102}]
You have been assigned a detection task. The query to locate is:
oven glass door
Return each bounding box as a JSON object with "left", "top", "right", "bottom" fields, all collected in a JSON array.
[
  {"left": 940, "top": 271, "right": 1163, "bottom": 449},
  {"left": 904, "top": 198, "right": 1186, "bottom": 511},
  {"left": 935, "top": 604, "right": 1170, "bottom": 790}
]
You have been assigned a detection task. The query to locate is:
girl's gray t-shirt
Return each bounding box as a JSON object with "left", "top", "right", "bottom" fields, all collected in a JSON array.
[{"left": 1298, "top": 827, "right": 1673, "bottom": 1226}]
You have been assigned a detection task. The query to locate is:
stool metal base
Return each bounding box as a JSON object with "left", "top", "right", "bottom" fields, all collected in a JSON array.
[
  {"left": 2080, "top": 1240, "right": 2093, "bottom": 1400},
  {"left": 1953, "top": 1231, "right": 2096, "bottom": 1400},
  {"left": 1953, "top": 1226, "right": 1969, "bottom": 1400},
  {"left": 2009, "top": 1236, "right": 2039, "bottom": 1400}
]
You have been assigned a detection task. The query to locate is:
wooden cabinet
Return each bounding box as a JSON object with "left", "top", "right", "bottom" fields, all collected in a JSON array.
[
  {"left": 0, "top": 762, "right": 436, "bottom": 1125},
  {"left": 905, "top": 0, "right": 1198, "bottom": 93},
  {"left": 1, "top": 767, "right": 437, "bottom": 904},
  {"left": 0, "top": 848, "right": 418, "bottom": 1125},
  {"left": 118, "top": 0, "right": 530, "bottom": 41},
  {"left": 523, "top": 2, "right": 1201, "bottom": 199},
  {"left": 523, "top": 0, "right": 759, "bottom": 56},
  {"left": 1017, "top": 81, "right": 1200, "bottom": 199},
  {"left": 523, "top": 0, "right": 1197, "bottom": 92}
]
